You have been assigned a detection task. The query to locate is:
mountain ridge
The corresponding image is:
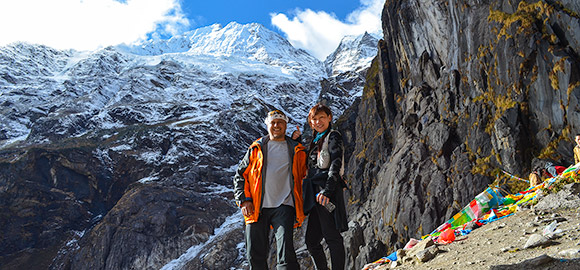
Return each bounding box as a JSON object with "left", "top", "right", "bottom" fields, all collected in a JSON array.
[
  {"left": 0, "top": 21, "right": 377, "bottom": 270},
  {"left": 116, "top": 22, "right": 324, "bottom": 77},
  {"left": 324, "top": 32, "right": 380, "bottom": 77}
]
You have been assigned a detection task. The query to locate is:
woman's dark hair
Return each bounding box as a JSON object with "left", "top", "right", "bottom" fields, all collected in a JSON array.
[{"left": 307, "top": 103, "right": 332, "bottom": 129}]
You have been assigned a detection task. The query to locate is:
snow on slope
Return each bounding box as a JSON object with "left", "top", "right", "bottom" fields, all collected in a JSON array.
[
  {"left": 117, "top": 22, "right": 324, "bottom": 79},
  {"left": 0, "top": 22, "right": 380, "bottom": 270},
  {"left": 0, "top": 22, "right": 327, "bottom": 150},
  {"left": 324, "top": 32, "right": 380, "bottom": 77}
]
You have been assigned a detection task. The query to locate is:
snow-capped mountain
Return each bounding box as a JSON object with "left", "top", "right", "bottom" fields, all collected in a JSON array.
[
  {"left": 0, "top": 22, "right": 327, "bottom": 148},
  {"left": 317, "top": 32, "right": 379, "bottom": 120},
  {"left": 0, "top": 22, "right": 378, "bottom": 270},
  {"left": 324, "top": 32, "right": 380, "bottom": 77},
  {"left": 117, "top": 22, "right": 323, "bottom": 78}
]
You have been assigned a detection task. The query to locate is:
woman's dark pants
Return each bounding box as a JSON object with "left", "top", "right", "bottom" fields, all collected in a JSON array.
[{"left": 305, "top": 204, "right": 345, "bottom": 270}]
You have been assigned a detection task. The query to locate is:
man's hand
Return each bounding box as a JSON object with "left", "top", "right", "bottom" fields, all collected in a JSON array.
[
  {"left": 241, "top": 201, "right": 254, "bottom": 217},
  {"left": 291, "top": 125, "right": 301, "bottom": 140}
]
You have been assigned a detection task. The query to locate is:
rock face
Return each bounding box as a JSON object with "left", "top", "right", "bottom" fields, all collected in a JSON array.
[
  {"left": 336, "top": 0, "right": 580, "bottom": 269},
  {"left": 320, "top": 33, "right": 379, "bottom": 119}
]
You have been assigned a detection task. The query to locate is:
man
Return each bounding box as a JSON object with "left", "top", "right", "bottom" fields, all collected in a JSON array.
[
  {"left": 233, "top": 109, "right": 307, "bottom": 270},
  {"left": 543, "top": 162, "right": 566, "bottom": 177},
  {"left": 574, "top": 134, "right": 580, "bottom": 164}
]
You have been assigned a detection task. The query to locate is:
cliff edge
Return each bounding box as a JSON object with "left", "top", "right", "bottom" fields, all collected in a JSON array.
[{"left": 337, "top": 1, "right": 580, "bottom": 269}]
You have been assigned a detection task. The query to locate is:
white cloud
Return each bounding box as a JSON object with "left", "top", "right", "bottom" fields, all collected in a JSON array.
[
  {"left": 0, "top": 0, "right": 189, "bottom": 51},
  {"left": 271, "top": 0, "right": 383, "bottom": 60}
]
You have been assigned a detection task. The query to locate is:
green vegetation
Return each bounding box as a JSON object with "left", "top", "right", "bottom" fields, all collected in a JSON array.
[
  {"left": 363, "top": 57, "right": 380, "bottom": 100},
  {"left": 537, "top": 125, "right": 569, "bottom": 160},
  {"left": 473, "top": 87, "right": 518, "bottom": 134},
  {"left": 488, "top": 1, "right": 555, "bottom": 41},
  {"left": 471, "top": 155, "right": 493, "bottom": 175},
  {"left": 493, "top": 170, "right": 530, "bottom": 194},
  {"left": 568, "top": 81, "right": 580, "bottom": 97},
  {"left": 549, "top": 57, "right": 567, "bottom": 90},
  {"left": 542, "top": 174, "right": 577, "bottom": 194},
  {"left": 552, "top": 1, "right": 580, "bottom": 19}
]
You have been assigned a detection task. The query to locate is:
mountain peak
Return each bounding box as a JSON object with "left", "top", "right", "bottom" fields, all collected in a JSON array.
[
  {"left": 324, "top": 32, "right": 380, "bottom": 77},
  {"left": 115, "top": 22, "right": 324, "bottom": 78}
]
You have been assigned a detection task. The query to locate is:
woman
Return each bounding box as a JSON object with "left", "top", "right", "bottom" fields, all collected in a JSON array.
[{"left": 300, "top": 103, "right": 348, "bottom": 270}]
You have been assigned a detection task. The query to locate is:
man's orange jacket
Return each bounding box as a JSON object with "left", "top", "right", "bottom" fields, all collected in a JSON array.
[{"left": 233, "top": 136, "right": 307, "bottom": 227}]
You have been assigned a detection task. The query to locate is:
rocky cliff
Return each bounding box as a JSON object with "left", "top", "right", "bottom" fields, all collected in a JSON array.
[
  {"left": 338, "top": 0, "right": 580, "bottom": 269},
  {"left": 321, "top": 33, "right": 380, "bottom": 119}
]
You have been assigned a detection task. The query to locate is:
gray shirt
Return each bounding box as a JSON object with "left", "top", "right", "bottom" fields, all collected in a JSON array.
[{"left": 262, "top": 140, "right": 294, "bottom": 208}]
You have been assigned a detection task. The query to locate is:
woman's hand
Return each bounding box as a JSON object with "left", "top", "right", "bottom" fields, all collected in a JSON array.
[
  {"left": 240, "top": 201, "right": 254, "bottom": 217},
  {"left": 291, "top": 125, "right": 301, "bottom": 140},
  {"left": 316, "top": 193, "right": 330, "bottom": 206}
]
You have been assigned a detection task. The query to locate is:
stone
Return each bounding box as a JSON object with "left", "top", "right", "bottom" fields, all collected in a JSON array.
[
  {"left": 396, "top": 248, "right": 407, "bottom": 262},
  {"left": 464, "top": 221, "right": 481, "bottom": 231},
  {"left": 490, "top": 255, "right": 555, "bottom": 269},
  {"left": 534, "top": 186, "right": 580, "bottom": 211},
  {"left": 558, "top": 248, "right": 580, "bottom": 258},
  {"left": 406, "top": 237, "right": 435, "bottom": 258},
  {"left": 520, "top": 254, "right": 555, "bottom": 267},
  {"left": 523, "top": 234, "right": 552, "bottom": 249},
  {"left": 415, "top": 245, "right": 439, "bottom": 263}
]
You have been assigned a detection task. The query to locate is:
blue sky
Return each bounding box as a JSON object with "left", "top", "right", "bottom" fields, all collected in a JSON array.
[
  {"left": 182, "top": 0, "right": 361, "bottom": 28},
  {"left": 0, "top": 0, "right": 383, "bottom": 60}
]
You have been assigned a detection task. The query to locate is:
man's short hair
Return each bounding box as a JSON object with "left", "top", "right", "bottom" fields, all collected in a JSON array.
[{"left": 264, "top": 109, "right": 289, "bottom": 124}]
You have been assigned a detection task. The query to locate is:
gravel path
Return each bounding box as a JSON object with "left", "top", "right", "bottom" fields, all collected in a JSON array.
[{"left": 387, "top": 184, "right": 580, "bottom": 270}]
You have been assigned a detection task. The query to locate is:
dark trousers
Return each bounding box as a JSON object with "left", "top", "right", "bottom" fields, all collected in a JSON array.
[
  {"left": 246, "top": 205, "right": 299, "bottom": 270},
  {"left": 305, "top": 204, "right": 345, "bottom": 270}
]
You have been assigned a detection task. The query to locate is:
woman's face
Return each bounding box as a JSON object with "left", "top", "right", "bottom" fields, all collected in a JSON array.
[{"left": 310, "top": 111, "right": 332, "bottom": 133}]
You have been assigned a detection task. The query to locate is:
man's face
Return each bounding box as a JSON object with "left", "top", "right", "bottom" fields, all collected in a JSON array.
[
  {"left": 268, "top": 119, "right": 287, "bottom": 141},
  {"left": 575, "top": 135, "right": 580, "bottom": 146}
]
